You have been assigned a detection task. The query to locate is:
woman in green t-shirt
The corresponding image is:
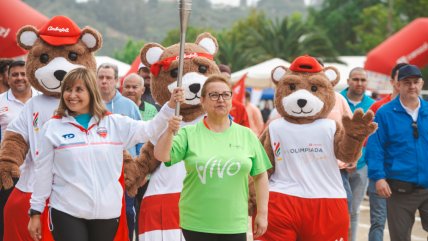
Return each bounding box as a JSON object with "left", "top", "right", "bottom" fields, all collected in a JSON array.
[{"left": 154, "top": 74, "right": 271, "bottom": 241}]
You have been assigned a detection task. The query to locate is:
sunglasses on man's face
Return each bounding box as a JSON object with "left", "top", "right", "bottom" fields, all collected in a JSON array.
[{"left": 412, "top": 121, "right": 419, "bottom": 139}]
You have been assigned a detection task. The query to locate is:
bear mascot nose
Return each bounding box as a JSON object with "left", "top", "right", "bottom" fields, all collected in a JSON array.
[
  {"left": 54, "top": 70, "right": 67, "bottom": 81},
  {"left": 297, "top": 99, "right": 307, "bottom": 108},
  {"left": 189, "top": 83, "right": 201, "bottom": 94}
]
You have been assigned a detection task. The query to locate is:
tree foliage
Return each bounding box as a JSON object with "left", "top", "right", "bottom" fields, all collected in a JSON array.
[
  {"left": 24, "top": 0, "right": 428, "bottom": 74},
  {"left": 211, "top": 10, "right": 339, "bottom": 71},
  {"left": 113, "top": 38, "right": 145, "bottom": 64},
  {"left": 246, "top": 13, "right": 339, "bottom": 62},
  {"left": 161, "top": 26, "right": 215, "bottom": 47},
  {"left": 347, "top": 3, "right": 406, "bottom": 54},
  {"left": 307, "top": 0, "right": 380, "bottom": 55}
]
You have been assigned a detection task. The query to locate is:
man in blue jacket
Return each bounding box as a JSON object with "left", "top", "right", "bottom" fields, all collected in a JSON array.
[{"left": 366, "top": 64, "right": 428, "bottom": 241}]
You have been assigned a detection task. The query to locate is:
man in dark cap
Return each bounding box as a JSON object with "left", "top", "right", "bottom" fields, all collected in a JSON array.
[{"left": 366, "top": 64, "right": 428, "bottom": 241}]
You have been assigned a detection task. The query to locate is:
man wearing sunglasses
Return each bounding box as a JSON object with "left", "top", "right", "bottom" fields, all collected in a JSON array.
[{"left": 366, "top": 64, "right": 428, "bottom": 241}]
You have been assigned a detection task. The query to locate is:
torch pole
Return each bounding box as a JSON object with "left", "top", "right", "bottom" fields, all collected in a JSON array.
[{"left": 175, "top": 0, "right": 192, "bottom": 116}]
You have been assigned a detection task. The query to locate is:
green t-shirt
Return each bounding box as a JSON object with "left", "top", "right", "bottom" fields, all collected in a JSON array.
[
  {"left": 166, "top": 121, "right": 272, "bottom": 234},
  {"left": 139, "top": 101, "right": 158, "bottom": 121}
]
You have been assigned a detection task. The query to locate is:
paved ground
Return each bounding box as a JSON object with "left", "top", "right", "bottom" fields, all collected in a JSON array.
[
  {"left": 247, "top": 198, "right": 427, "bottom": 241},
  {"left": 356, "top": 199, "right": 426, "bottom": 241}
]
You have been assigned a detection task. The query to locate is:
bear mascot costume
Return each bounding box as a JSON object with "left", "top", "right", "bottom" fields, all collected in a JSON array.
[
  {"left": 125, "top": 32, "right": 258, "bottom": 241},
  {"left": 123, "top": 32, "right": 222, "bottom": 241},
  {"left": 0, "top": 16, "right": 122, "bottom": 241},
  {"left": 258, "top": 55, "right": 377, "bottom": 241}
]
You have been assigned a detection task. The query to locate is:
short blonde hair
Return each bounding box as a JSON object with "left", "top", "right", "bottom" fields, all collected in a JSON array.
[
  {"left": 56, "top": 68, "right": 108, "bottom": 120},
  {"left": 201, "top": 74, "right": 232, "bottom": 97}
]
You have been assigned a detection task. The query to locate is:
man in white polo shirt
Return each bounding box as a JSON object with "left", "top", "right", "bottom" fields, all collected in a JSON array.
[
  {"left": 0, "top": 60, "right": 38, "bottom": 140},
  {"left": 0, "top": 60, "right": 38, "bottom": 240}
]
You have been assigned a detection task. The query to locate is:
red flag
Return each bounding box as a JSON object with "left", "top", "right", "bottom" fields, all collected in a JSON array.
[{"left": 232, "top": 73, "right": 247, "bottom": 103}]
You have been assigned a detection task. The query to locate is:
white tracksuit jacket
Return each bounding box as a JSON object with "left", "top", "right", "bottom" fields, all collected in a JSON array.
[{"left": 30, "top": 105, "right": 174, "bottom": 219}]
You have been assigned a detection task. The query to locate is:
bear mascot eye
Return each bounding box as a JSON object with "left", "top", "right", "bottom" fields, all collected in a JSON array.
[
  {"left": 40, "top": 54, "right": 49, "bottom": 64},
  {"left": 198, "top": 65, "right": 208, "bottom": 74},
  {"left": 289, "top": 83, "right": 296, "bottom": 91},
  {"left": 170, "top": 68, "right": 178, "bottom": 78},
  {"left": 68, "top": 52, "right": 78, "bottom": 61},
  {"left": 311, "top": 85, "right": 318, "bottom": 92}
]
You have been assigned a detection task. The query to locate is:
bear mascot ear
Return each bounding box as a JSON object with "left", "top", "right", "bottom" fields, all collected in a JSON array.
[
  {"left": 195, "top": 32, "right": 218, "bottom": 56},
  {"left": 80, "top": 27, "right": 103, "bottom": 52},
  {"left": 16, "top": 26, "right": 39, "bottom": 50},
  {"left": 271, "top": 66, "right": 288, "bottom": 86},
  {"left": 323, "top": 66, "right": 340, "bottom": 87},
  {"left": 140, "top": 43, "right": 166, "bottom": 68}
]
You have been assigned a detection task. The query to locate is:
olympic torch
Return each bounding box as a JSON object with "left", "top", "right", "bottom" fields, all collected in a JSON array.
[{"left": 175, "top": 0, "right": 192, "bottom": 116}]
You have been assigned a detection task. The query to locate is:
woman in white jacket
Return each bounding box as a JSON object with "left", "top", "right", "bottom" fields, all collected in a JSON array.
[{"left": 27, "top": 67, "right": 183, "bottom": 241}]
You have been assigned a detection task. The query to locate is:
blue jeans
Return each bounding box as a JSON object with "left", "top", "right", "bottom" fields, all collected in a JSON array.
[
  {"left": 368, "top": 179, "right": 387, "bottom": 241},
  {"left": 349, "top": 165, "right": 368, "bottom": 241},
  {"left": 340, "top": 169, "right": 353, "bottom": 213}
]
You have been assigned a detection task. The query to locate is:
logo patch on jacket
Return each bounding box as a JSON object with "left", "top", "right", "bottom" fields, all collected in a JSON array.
[
  {"left": 0, "top": 106, "right": 8, "bottom": 113},
  {"left": 97, "top": 127, "right": 107, "bottom": 138},
  {"left": 33, "top": 112, "right": 39, "bottom": 132},
  {"left": 62, "top": 133, "right": 75, "bottom": 139}
]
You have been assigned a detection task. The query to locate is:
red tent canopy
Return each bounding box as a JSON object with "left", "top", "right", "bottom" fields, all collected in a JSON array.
[
  {"left": 365, "top": 18, "right": 428, "bottom": 92},
  {"left": 0, "top": 0, "right": 48, "bottom": 58}
]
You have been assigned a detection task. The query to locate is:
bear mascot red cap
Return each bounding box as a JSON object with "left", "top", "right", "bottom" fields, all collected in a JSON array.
[
  {"left": 257, "top": 55, "right": 377, "bottom": 241},
  {"left": 0, "top": 16, "right": 104, "bottom": 241}
]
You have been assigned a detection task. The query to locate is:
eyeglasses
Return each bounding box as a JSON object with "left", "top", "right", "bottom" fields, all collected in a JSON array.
[
  {"left": 208, "top": 91, "right": 232, "bottom": 101},
  {"left": 412, "top": 121, "right": 419, "bottom": 139}
]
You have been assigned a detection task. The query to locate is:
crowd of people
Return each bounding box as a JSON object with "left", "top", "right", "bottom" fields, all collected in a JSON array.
[{"left": 0, "top": 42, "right": 427, "bottom": 241}]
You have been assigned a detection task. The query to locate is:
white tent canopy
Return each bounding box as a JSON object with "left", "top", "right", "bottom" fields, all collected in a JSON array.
[
  {"left": 95, "top": 56, "right": 131, "bottom": 78},
  {"left": 231, "top": 56, "right": 366, "bottom": 91},
  {"left": 231, "top": 58, "right": 290, "bottom": 88},
  {"left": 324, "top": 56, "right": 366, "bottom": 91}
]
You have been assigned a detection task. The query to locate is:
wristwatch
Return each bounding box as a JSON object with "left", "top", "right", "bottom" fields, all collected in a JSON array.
[{"left": 28, "top": 209, "right": 41, "bottom": 217}]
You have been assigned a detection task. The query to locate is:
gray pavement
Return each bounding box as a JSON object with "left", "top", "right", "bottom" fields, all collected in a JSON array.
[{"left": 356, "top": 199, "right": 426, "bottom": 241}]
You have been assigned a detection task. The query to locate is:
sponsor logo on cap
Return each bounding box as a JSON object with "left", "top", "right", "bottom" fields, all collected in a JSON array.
[{"left": 47, "top": 26, "right": 70, "bottom": 33}]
